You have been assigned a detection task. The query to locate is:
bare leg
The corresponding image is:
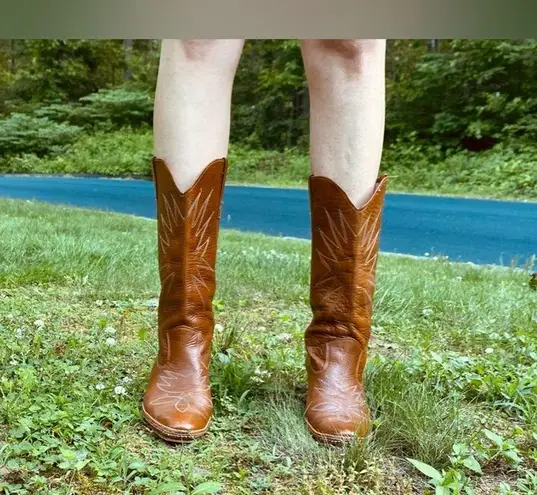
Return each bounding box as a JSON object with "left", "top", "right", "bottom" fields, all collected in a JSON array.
[
  {"left": 153, "top": 39, "right": 244, "bottom": 192},
  {"left": 300, "top": 39, "right": 386, "bottom": 207}
]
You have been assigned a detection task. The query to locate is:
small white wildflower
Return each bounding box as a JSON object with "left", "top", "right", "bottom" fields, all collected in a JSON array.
[
  {"left": 114, "top": 386, "right": 126, "bottom": 395},
  {"left": 9, "top": 360, "right": 18, "bottom": 366},
  {"left": 258, "top": 326, "right": 266, "bottom": 332},
  {"left": 34, "top": 319, "right": 45, "bottom": 328},
  {"left": 422, "top": 308, "right": 433, "bottom": 317},
  {"left": 276, "top": 333, "right": 292, "bottom": 343},
  {"left": 254, "top": 367, "right": 271, "bottom": 378},
  {"left": 15, "top": 328, "right": 23, "bottom": 339},
  {"left": 95, "top": 300, "right": 103, "bottom": 307},
  {"left": 121, "top": 377, "right": 131, "bottom": 383},
  {"left": 95, "top": 383, "right": 105, "bottom": 390},
  {"left": 214, "top": 324, "right": 224, "bottom": 333},
  {"left": 455, "top": 276, "right": 463, "bottom": 282},
  {"left": 485, "top": 348, "right": 494, "bottom": 354},
  {"left": 105, "top": 337, "right": 116, "bottom": 346},
  {"left": 104, "top": 326, "right": 116, "bottom": 335}
]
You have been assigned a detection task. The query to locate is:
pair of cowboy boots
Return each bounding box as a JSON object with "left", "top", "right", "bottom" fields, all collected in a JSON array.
[{"left": 142, "top": 157, "right": 387, "bottom": 444}]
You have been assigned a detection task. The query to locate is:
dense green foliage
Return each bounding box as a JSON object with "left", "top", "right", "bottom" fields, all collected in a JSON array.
[
  {"left": 386, "top": 40, "right": 537, "bottom": 149},
  {"left": 2, "top": 39, "right": 537, "bottom": 150},
  {"left": 0, "top": 39, "right": 536, "bottom": 199}
]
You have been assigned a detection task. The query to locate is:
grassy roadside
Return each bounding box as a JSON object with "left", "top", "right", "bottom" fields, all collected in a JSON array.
[
  {"left": 1, "top": 128, "right": 536, "bottom": 202},
  {"left": 0, "top": 199, "right": 536, "bottom": 494}
]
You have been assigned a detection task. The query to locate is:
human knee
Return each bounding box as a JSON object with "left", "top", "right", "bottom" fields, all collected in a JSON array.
[
  {"left": 304, "top": 39, "right": 384, "bottom": 57},
  {"left": 302, "top": 39, "right": 385, "bottom": 77},
  {"left": 180, "top": 40, "right": 221, "bottom": 61},
  {"left": 163, "top": 39, "right": 240, "bottom": 67}
]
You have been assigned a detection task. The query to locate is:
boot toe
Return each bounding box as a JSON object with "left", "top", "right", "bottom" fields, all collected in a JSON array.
[
  {"left": 306, "top": 406, "right": 370, "bottom": 444},
  {"left": 142, "top": 397, "right": 211, "bottom": 441}
]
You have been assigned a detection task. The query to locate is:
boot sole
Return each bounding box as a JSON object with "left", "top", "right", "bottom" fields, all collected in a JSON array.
[
  {"left": 306, "top": 419, "right": 360, "bottom": 446},
  {"left": 141, "top": 404, "right": 210, "bottom": 443}
]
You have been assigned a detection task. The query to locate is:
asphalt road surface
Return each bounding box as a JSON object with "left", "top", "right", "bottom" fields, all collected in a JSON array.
[{"left": 0, "top": 175, "right": 535, "bottom": 267}]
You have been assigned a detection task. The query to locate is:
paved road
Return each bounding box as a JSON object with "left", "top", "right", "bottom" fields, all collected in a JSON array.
[{"left": 0, "top": 175, "right": 535, "bottom": 267}]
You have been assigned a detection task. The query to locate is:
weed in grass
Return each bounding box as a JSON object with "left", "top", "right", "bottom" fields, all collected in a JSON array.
[{"left": 367, "top": 358, "right": 471, "bottom": 468}]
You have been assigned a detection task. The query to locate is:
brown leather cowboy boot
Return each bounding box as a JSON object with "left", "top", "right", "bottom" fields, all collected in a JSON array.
[
  {"left": 142, "top": 157, "right": 227, "bottom": 442},
  {"left": 305, "top": 174, "right": 388, "bottom": 444}
]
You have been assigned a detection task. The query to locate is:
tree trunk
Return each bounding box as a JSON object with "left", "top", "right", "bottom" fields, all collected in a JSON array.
[
  {"left": 123, "top": 39, "right": 133, "bottom": 81},
  {"left": 428, "top": 39, "right": 439, "bottom": 52},
  {"left": 8, "top": 39, "right": 16, "bottom": 73}
]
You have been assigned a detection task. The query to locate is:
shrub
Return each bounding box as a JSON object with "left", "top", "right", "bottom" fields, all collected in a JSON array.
[
  {"left": 30, "top": 88, "right": 154, "bottom": 132},
  {"left": 0, "top": 128, "right": 153, "bottom": 176},
  {"left": 33, "top": 102, "right": 79, "bottom": 123},
  {"left": 73, "top": 88, "right": 153, "bottom": 129},
  {"left": 0, "top": 113, "right": 82, "bottom": 156}
]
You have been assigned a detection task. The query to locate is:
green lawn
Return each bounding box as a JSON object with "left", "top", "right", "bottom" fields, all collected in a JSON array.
[{"left": 0, "top": 199, "right": 536, "bottom": 494}]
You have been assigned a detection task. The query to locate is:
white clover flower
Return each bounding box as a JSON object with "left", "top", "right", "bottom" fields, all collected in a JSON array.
[
  {"left": 121, "top": 377, "right": 131, "bottom": 383},
  {"left": 34, "top": 319, "right": 45, "bottom": 328},
  {"left": 104, "top": 327, "right": 116, "bottom": 335},
  {"left": 214, "top": 324, "right": 224, "bottom": 333},
  {"left": 95, "top": 383, "right": 105, "bottom": 390},
  {"left": 105, "top": 337, "right": 116, "bottom": 346},
  {"left": 254, "top": 367, "right": 271, "bottom": 377},
  {"left": 455, "top": 276, "right": 463, "bottom": 282},
  {"left": 15, "top": 328, "right": 23, "bottom": 339},
  {"left": 485, "top": 348, "right": 494, "bottom": 354},
  {"left": 422, "top": 308, "right": 433, "bottom": 317},
  {"left": 276, "top": 333, "right": 292, "bottom": 343},
  {"left": 114, "top": 386, "right": 126, "bottom": 395}
]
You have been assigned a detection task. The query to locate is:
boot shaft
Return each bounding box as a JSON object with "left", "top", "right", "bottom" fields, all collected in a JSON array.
[
  {"left": 152, "top": 157, "right": 227, "bottom": 360},
  {"left": 307, "top": 174, "right": 388, "bottom": 341}
]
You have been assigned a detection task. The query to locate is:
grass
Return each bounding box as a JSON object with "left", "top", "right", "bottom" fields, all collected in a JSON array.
[
  {"left": 1, "top": 128, "right": 537, "bottom": 201},
  {"left": 0, "top": 198, "right": 536, "bottom": 494}
]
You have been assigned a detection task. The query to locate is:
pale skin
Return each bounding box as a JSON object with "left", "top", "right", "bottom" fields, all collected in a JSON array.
[{"left": 153, "top": 39, "right": 386, "bottom": 208}]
